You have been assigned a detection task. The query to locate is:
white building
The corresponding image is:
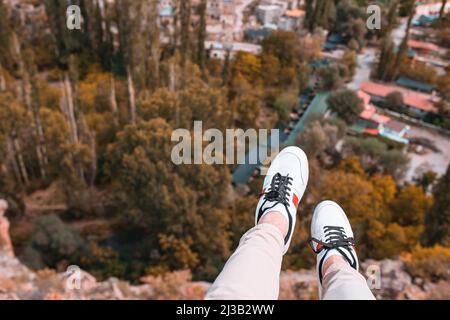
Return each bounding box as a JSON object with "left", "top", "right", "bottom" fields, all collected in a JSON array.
[
  {"left": 207, "top": 0, "right": 236, "bottom": 20},
  {"left": 277, "top": 9, "right": 305, "bottom": 31},
  {"left": 256, "top": 3, "right": 285, "bottom": 26},
  {"left": 205, "top": 41, "right": 262, "bottom": 59},
  {"left": 415, "top": 2, "right": 450, "bottom": 17}
]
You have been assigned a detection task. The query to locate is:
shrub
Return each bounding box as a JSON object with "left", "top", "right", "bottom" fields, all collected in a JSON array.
[
  {"left": 141, "top": 270, "right": 206, "bottom": 300},
  {"left": 327, "top": 89, "right": 364, "bottom": 124},
  {"left": 403, "top": 245, "right": 450, "bottom": 281},
  {"left": 80, "top": 242, "right": 127, "bottom": 280},
  {"left": 23, "top": 215, "right": 87, "bottom": 270}
]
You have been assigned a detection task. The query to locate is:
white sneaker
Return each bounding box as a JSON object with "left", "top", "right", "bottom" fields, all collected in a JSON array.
[
  {"left": 255, "top": 146, "right": 309, "bottom": 254},
  {"left": 310, "top": 201, "right": 359, "bottom": 297}
]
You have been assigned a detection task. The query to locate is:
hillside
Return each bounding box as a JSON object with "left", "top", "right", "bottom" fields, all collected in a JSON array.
[
  {"left": 2, "top": 248, "right": 449, "bottom": 300},
  {"left": 1, "top": 0, "right": 450, "bottom": 300},
  {"left": 1, "top": 218, "right": 449, "bottom": 300}
]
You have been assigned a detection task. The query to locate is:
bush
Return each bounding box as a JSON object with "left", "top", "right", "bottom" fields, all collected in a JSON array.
[
  {"left": 23, "top": 215, "right": 87, "bottom": 270},
  {"left": 273, "top": 91, "right": 298, "bottom": 123},
  {"left": 403, "top": 245, "right": 450, "bottom": 281},
  {"left": 327, "top": 89, "right": 363, "bottom": 124},
  {"left": 384, "top": 91, "right": 404, "bottom": 112},
  {"left": 80, "top": 242, "right": 127, "bottom": 280},
  {"left": 141, "top": 270, "right": 205, "bottom": 300}
]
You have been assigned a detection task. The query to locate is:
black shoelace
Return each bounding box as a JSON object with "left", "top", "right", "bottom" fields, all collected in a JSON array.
[
  {"left": 257, "top": 173, "right": 293, "bottom": 245},
  {"left": 310, "top": 226, "right": 357, "bottom": 284}
]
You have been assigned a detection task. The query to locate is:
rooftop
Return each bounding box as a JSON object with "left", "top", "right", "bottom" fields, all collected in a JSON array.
[
  {"left": 284, "top": 92, "right": 330, "bottom": 146},
  {"left": 285, "top": 9, "right": 305, "bottom": 18},
  {"left": 204, "top": 41, "right": 262, "bottom": 54},
  {"left": 407, "top": 40, "right": 440, "bottom": 53},
  {"left": 359, "top": 104, "right": 391, "bottom": 125},
  {"left": 360, "top": 81, "right": 438, "bottom": 113},
  {"left": 257, "top": 4, "right": 281, "bottom": 11},
  {"left": 385, "top": 119, "right": 408, "bottom": 133},
  {"left": 357, "top": 90, "right": 371, "bottom": 106},
  {"left": 396, "top": 76, "right": 434, "bottom": 93},
  {"left": 159, "top": 6, "right": 172, "bottom": 17}
]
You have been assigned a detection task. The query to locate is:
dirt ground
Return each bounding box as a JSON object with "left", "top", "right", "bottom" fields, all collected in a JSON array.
[{"left": 406, "top": 124, "right": 450, "bottom": 182}]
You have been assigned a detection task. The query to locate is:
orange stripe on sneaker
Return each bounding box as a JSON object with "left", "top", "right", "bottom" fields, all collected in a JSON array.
[
  {"left": 317, "top": 242, "right": 323, "bottom": 251},
  {"left": 292, "top": 193, "right": 299, "bottom": 209}
]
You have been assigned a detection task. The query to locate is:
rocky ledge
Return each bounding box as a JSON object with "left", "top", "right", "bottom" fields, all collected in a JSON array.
[{"left": 1, "top": 249, "right": 448, "bottom": 300}]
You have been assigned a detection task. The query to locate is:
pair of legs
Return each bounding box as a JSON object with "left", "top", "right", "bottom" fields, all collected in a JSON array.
[{"left": 205, "top": 147, "right": 375, "bottom": 300}]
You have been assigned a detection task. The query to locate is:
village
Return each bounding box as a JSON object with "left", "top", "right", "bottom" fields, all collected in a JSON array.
[
  {"left": 153, "top": 0, "right": 450, "bottom": 185},
  {"left": 1, "top": 0, "right": 450, "bottom": 301}
]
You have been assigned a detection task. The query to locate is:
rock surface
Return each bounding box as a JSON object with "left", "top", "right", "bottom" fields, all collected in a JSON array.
[
  {"left": 0, "top": 211, "right": 447, "bottom": 300},
  {"left": 1, "top": 248, "right": 448, "bottom": 300}
]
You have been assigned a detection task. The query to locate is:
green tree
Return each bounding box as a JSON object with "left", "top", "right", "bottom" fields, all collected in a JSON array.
[
  {"left": 385, "top": 91, "right": 404, "bottom": 111},
  {"left": 327, "top": 89, "right": 363, "bottom": 124},
  {"left": 440, "top": 0, "right": 448, "bottom": 20},
  {"left": 179, "top": 0, "right": 192, "bottom": 67},
  {"left": 376, "top": 35, "right": 396, "bottom": 81},
  {"left": 392, "top": 0, "right": 415, "bottom": 80},
  {"left": 297, "top": 121, "right": 329, "bottom": 158},
  {"left": 318, "top": 65, "right": 342, "bottom": 90},
  {"left": 231, "top": 77, "right": 262, "bottom": 129},
  {"left": 262, "top": 31, "right": 301, "bottom": 69},
  {"left": 196, "top": 0, "right": 207, "bottom": 74},
  {"left": 424, "top": 164, "right": 450, "bottom": 246},
  {"left": 339, "top": 49, "right": 357, "bottom": 78},
  {"left": 335, "top": 0, "right": 366, "bottom": 47},
  {"left": 23, "top": 215, "right": 87, "bottom": 270},
  {"left": 414, "top": 170, "right": 438, "bottom": 191},
  {"left": 0, "top": 0, "right": 14, "bottom": 71},
  {"left": 0, "top": 92, "right": 33, "bottom": 187},
  {"left": 379, "top": 149, "right": 409, "bottom": 180},
  {"left": 108, "top": 118, "right": 232, "bottom": 279},
  {"left": 298, "top": 64, "right": 312, "bottom": 92},
  {"left": 272, "top": 90, "right": 298, "bottom": 123}
]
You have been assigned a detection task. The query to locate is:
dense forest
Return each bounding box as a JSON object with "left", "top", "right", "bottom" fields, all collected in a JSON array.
[{"left": 0, "top": 0, "right": 449, "bottom": 284}]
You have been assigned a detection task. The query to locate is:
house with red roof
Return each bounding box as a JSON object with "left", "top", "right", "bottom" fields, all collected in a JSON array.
[
  {"left": 360, "top": 81, "right": 438, "bottom": 119},
  {"left": 351, "top": 91, "right": 410, "bottom": 144},
  {"left": 407, "top": 40, "right": 441, "bottom": 56}
]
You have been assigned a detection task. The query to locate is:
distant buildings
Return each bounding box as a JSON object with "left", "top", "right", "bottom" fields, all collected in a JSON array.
[
  {"left": 415, "top": 2, "right": 450, "bottom": 17},
  {"left": 207, "top": 0, "right": 236, "bottom": 20},
  {"left": 256, "top": 3, "right": 285, "bottom": 26},
  {"left": 352, "top": 91, "right": 410, "bottom": 144},
  {"left": 323, "top": 33, "right": 346, "bottom": 51},
  {"left": 396, "top": 76, "right": 435, "bottom": 94},
  {"left": 360, "top": 82, "right": 438, "bottom": 119},
  {"left": 244, "top": 27, "right": 273, "bottom": 42},
  {"left": 205, "top": 41, "right": 262, "bottom": 59},
  {"left": 207, "top": 0, "right": 222, "bottom": 19},
  {"left": 254, "top": 0, "right": 304, "bottom": 31},
  {"left": 407, "top": 40, "right": 441, "bottom": 57},
  {"left": 278, "top": 9, "right": 305, "bottom": 31}
]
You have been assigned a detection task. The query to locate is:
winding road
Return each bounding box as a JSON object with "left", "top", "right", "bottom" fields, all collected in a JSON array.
[
  {"left": 347, "top": 19, "right": 407, "bottom": 91},
  {"left": 232, "top": 0, "right": 254, "bottom": 40}
]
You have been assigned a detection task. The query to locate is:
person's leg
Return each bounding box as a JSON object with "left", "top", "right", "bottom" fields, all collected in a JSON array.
[
  {"left": 205, "top": 147, "right": 309, "bottom": 300},
  {"left": 310, "top": 201, "right": 375, "bottom": 300},
  {"left": 205, "top": 212, "right": 286, "bottom": 300},
  {"left": 321, "top": 256, "right": 375, "bottom": 300}
]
